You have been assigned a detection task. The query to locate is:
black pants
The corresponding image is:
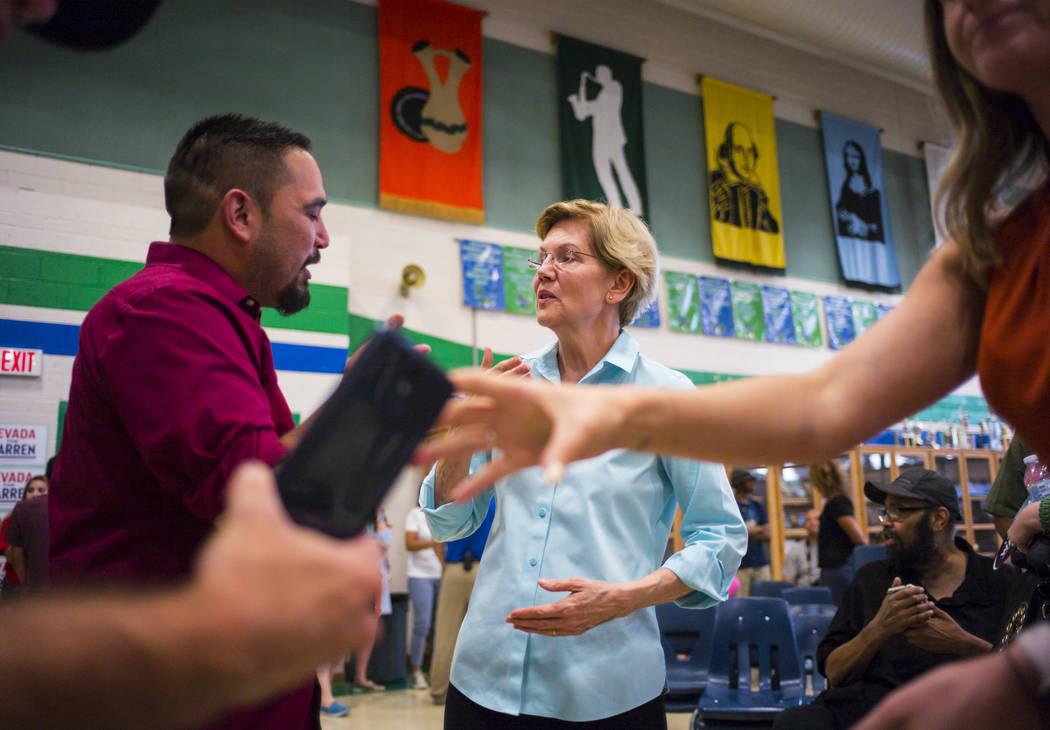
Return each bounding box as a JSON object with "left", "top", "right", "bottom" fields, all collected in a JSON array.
[{"left": 445, "top": 683, "right": 667, "bottom": 729}]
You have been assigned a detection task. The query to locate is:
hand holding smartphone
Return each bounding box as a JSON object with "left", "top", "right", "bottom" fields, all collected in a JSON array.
[{"left": 277, "top": 329, "right": 452, "bottom": 538}]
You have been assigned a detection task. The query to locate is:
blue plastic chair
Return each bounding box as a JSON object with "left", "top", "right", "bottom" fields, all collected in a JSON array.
[
  {"left": 782, "top": 586, "right": 833, "bottom": 606},
  {"left": 819, "top": 566, "right": 853, "bottom": 606},
  {"left": 789, "top": 603, "right": 838, "bottom": 622},
  {"left": 749, "top": 580, "right": 795, "bottom": 599},
  {"left": 792, "top": 612, "right": 834, "bottom": 701},
  {"left": 848, "top": 544, "right": 888, "bottom": 571},
  {"left": 656, "top": 602, "right": 716, "bottom": 712},
  {"left": 694, "top": 598, "right": 804, "bottom": 728}
]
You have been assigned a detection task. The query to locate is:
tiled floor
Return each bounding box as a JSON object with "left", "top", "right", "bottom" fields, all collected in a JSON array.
[{"left": 318, "top": 686, "right": 694, "bottom": 729}]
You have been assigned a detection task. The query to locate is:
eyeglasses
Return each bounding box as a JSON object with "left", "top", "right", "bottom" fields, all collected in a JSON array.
[
  {"left": 876, "top": 505, "right": 931, "bottom": 523},
  {"left": 527, "top": 249, "right": 602, "bottom": 270}
]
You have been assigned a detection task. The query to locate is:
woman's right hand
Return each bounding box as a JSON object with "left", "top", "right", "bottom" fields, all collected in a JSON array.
[{"left": 480, "top": 347, "right": 531, "bottom": 379}]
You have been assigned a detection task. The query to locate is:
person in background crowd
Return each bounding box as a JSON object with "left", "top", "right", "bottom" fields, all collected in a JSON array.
[
  {"left": 1, "top": 475, "right": 48, "bottom": 594},
  {"left": 811, "top": 460, "right": 867, "bottom": 602},
  {"left": 0, "top": 463, "right": 382, "bottom": 730},
  {"left": 405, "top": 502, "right": 444, "bottom": 690},
  {"left": 315, "top": 661, "right": 348, "bottom": 718},
  {"left": 320, "top": 505, "right": 402, "bottom": 716},
  {"left": 773, "top": 469, "right": 1024, "bottom": 730},
  {"left": 983, "top": 437, "right": 1031, "bottom": 539},
  {"left": 422, "top": 200, "right": 745, "bottom": 728},
  {"left": 782, "top": 509, "right": 821, "bottom": 587},
  {"left": 5, "top": 474, "right": 50, "bottom": 592},
  {"left": 428, "top": 496, "right": 495, "bottom": 706},
  {"left": 349, "top": 508, "right": 392, "bottom": 693},
  {"left": 730, "top": 468, "right": 770, "bottom": 596}
]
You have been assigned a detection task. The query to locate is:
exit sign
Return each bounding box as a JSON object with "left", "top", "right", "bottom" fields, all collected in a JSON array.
[{"left": 0, "top": 347, "right": 43, "bottom": 377}]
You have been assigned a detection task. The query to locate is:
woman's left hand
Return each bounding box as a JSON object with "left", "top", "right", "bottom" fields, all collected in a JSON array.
[
  {"left": 1006, "top": 500, "right": 1045, "bottom": 552},
  {"left": 505, "top": 577, "right": 635, "bottom": 637}
]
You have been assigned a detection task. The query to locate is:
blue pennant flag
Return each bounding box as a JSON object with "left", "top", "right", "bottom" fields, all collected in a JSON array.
[
  {"left": 824, "top": 295, "right": 856, "bottom": 350},
  {"left": 631, "top": 298, "right": 661, "bottom": 328},
  {"left": 761, "top": 285, "right": 796, "bottom": 345},
  {"left": 699, "top": 276, "right": 734, "bottom": 337},
  {"left": 459, "top": 240, "right": 504, "bottom": 310}
]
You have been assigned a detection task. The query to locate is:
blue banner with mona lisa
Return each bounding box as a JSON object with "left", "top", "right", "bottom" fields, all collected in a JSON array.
[{"left": 819, "top": 112, "right": 900, "bottom": 288}]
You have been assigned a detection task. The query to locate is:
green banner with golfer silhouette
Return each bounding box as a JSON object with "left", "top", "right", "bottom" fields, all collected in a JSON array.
[{"left": 556, "top": 35, "right": 648, "bottom": 219}]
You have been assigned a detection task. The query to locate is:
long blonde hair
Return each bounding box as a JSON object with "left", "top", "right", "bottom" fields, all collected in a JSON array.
[{"left": 924, "top": 0, "right": 1050, "bottom": 280}]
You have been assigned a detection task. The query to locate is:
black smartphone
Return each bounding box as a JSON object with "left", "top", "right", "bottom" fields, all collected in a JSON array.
[{"left": 277, "top": 328, "right": 452, "bottom": 538}]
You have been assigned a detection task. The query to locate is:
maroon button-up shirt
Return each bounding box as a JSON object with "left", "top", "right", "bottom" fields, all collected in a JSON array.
[{"left": 50, "top": 242, "right": 315, "bottom": 730}]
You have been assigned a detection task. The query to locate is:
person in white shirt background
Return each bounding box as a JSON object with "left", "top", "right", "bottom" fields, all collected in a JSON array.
[
  {"left": 782, "top": 509, "right": 821, "bottom": 587},
  {"left": 405, "top": 505, "right": 444, "bottom": 689}
]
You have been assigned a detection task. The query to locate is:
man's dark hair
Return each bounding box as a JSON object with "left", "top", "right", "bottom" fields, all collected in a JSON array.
[{"left": 164, "top": 114, "right": 312, "bottom": 237}]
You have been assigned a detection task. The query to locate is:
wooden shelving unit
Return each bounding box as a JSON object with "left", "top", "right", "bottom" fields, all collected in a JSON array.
[{"left": 671, "top": 445, "right": 1006, "bottom": 579}]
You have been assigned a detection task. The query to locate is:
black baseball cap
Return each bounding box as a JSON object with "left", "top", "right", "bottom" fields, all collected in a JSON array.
[
  {"left": 729, "top": 469, "right": 755, "bottom": 488},
  {"left": 864, "top": 467, "right": 962, "bottom": 521}
]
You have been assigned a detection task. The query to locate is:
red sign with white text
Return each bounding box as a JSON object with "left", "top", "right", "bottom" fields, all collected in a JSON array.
[{"left": 0, "top": 348, "right": 42, "bottom": 377}]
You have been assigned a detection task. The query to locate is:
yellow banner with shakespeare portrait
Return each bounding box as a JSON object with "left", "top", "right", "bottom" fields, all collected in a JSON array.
[{"left": 701, "top": 77, "right": 785, "bottom": 269}]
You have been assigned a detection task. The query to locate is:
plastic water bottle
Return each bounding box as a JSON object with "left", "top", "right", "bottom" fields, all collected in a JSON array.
[{"left": 1022, "top": 454, "right": 1050, "bottom": 508}]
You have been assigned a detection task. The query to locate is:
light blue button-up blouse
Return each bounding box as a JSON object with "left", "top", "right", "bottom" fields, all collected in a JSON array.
[{"left": 420, "top": 330, "right": 747, "bottom": 721}]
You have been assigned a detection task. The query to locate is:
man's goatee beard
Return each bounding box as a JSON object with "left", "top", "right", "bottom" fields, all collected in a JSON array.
[{"left": 276, "top": 281, "right": 310, "bottom": 316}]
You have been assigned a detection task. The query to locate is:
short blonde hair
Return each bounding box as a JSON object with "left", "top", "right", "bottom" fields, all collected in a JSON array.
[{"left": 535, "top": 200, "right": 659, "bottom": 327}]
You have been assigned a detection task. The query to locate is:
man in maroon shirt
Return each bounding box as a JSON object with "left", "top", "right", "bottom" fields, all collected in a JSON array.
[{"left": 50, "top": 114, "right": 339, "bottom": 730}]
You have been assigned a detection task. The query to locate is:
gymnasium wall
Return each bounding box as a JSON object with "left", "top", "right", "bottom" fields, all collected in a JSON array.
[{"left": 0, "top": 0, "right": 977, "bottom": 585}]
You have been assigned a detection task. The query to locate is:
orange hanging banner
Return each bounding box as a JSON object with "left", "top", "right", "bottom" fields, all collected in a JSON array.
[{"left": 379, "top": 0, "right": 484, "bottom": 223}]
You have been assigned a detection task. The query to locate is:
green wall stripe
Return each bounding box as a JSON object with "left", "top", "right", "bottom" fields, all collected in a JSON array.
[
  {"left": 57, "top": 400, "right": 67, "bottom": 452},
  {"left": 348, "top": 312, "right": 739, "bottom": 385},
  {"left": 349, "top": 313, "right": 490, "bottom": 373},
  {"left": 0, "top": 245, "right": 349, "bottom": 335}
]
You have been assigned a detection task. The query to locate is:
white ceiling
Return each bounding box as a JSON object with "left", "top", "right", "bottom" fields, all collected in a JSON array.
[{"left": 651, "top": 0, "right": 931, "bottom": 88}]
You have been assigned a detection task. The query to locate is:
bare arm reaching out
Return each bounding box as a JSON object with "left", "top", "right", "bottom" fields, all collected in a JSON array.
[{"left": 418, "top": 244, "right": 984, "bottom": 500}]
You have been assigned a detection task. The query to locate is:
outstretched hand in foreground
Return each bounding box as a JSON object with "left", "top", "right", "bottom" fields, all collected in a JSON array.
[{"left": 415, "top": 371, "right": 632, "bottom": 501}]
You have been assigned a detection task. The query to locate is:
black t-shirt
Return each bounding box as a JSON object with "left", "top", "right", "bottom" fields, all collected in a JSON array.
[
  {"left": 813, "top": 538, "right": 1028, "bottom": 720},
  {"left": 819, "top": 495, "right": 856, "bottom": 569}
]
